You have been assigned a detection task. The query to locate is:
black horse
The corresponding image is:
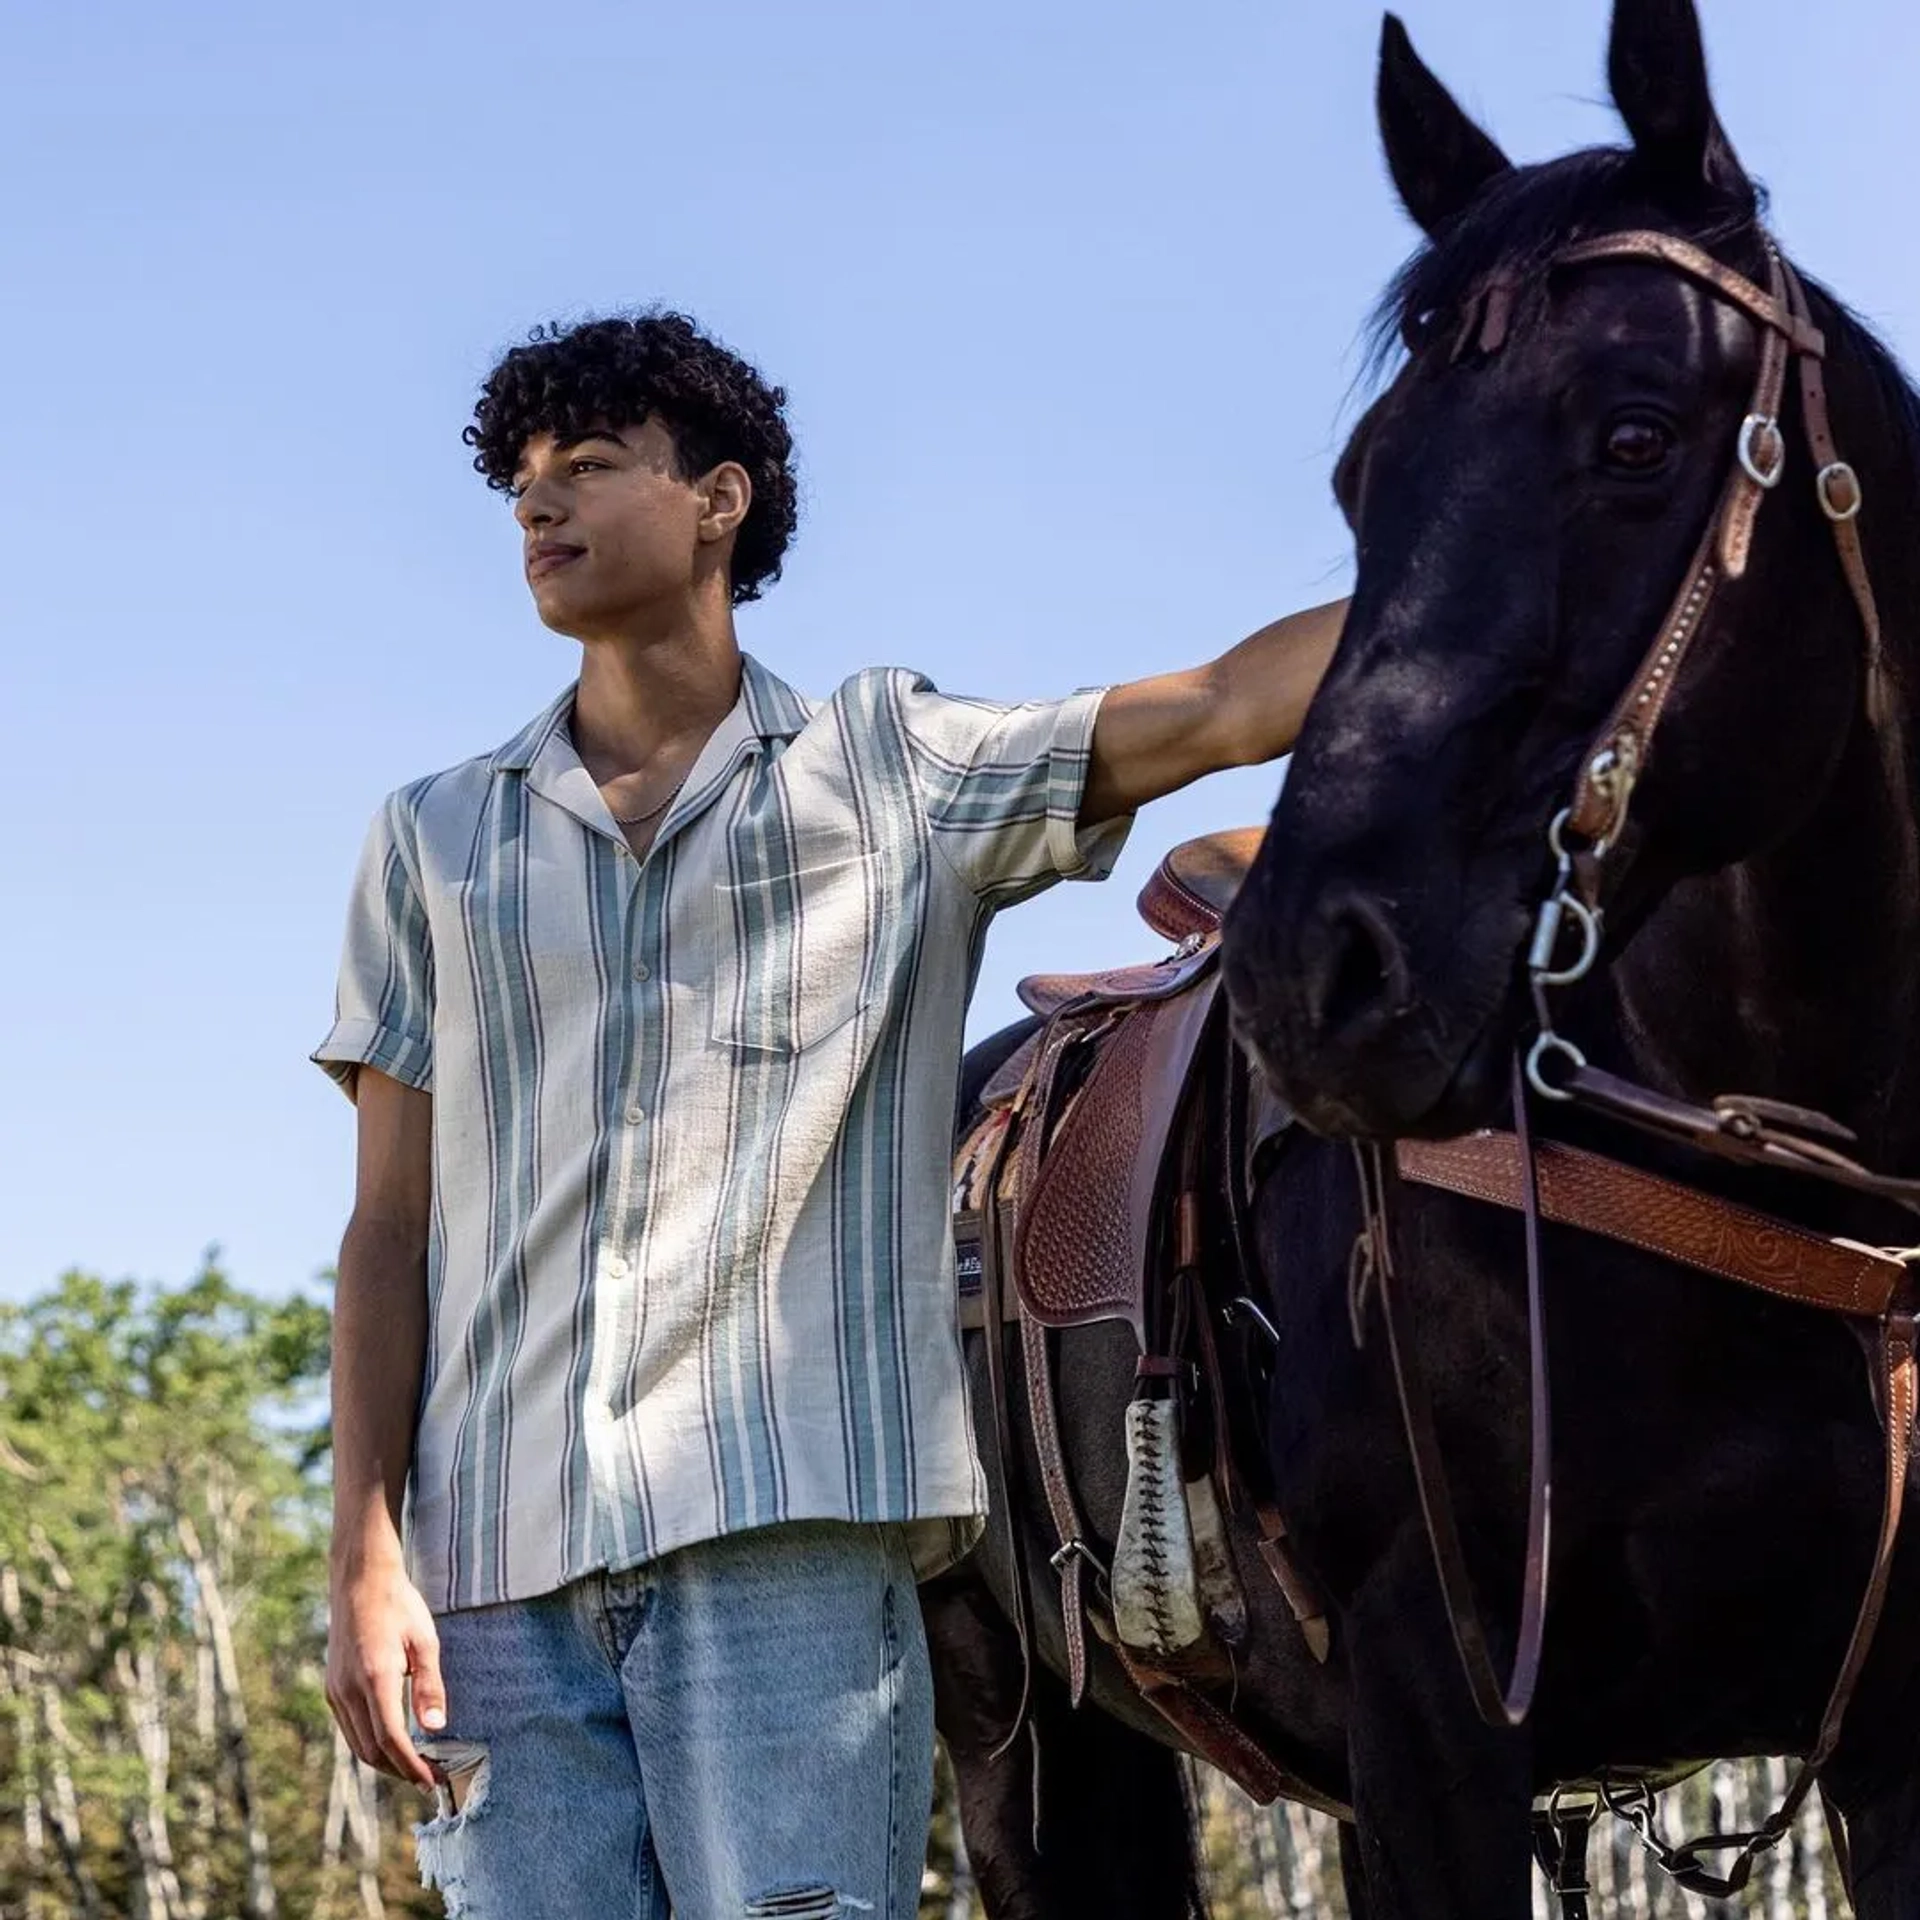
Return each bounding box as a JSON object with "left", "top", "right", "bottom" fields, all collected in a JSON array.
[{"left": 924, "top": 1, "right": 1920, "bottom": 1915}]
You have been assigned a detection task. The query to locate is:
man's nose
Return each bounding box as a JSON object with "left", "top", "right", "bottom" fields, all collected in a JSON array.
[{"left": 513, "top": 482, "right": 564, "bottom": 531}]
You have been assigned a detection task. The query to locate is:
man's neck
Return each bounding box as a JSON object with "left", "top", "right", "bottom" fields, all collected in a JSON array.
[{"left": 569, "top": 611, "right": 743, "bottom": 783}]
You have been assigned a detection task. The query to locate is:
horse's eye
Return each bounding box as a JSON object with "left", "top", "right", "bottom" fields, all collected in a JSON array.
[
  {"left": 1602, "top": 415, "right": 1675, "bottom": 473},
  {"left": 1402, "top": 307, "right": 1443, "bottom": 350}
]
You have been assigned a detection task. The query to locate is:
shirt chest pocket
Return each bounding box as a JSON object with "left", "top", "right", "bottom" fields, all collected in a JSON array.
[{"left": 708, "top": 850, "right": 881, "bottom": 1054}]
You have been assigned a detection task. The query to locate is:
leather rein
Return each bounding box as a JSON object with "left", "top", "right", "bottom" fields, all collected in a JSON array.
[{"left": 1357, "top": 227, "right": 1919, "bottom": 1900}]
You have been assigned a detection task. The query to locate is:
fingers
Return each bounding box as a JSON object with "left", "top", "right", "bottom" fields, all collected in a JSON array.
[
  {"left": 370, "top": 1657, "right": 440, "bottom": 1789},
  {"left": 325, "top": 1571, "right": 447, "bottom": 1793},
  {"left": 327, "top": 1679, "right": 381, "bottom": 1778},
  {"left": 408, "top": 1622, "right": 449, "bottom": 1734},
  {"left": 327, "top": 1649, "right": 439, "bottom": 1789}
]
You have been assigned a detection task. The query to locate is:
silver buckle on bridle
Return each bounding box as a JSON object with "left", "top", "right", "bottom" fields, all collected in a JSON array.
[
  {"left": 1737, "top": 413, "right": 1786, "bottom": 488},
  {"left": 1816, "top": 460, "right": 1863, "bottom": 522}
]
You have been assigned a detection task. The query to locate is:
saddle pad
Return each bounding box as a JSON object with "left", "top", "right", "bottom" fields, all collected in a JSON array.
[
  {"left": 1015, "top": 977, "right": 1223, "bottom": 1336},
  {"left": 979, "top": 1028, "right": 1043, "bottom": 1109}
]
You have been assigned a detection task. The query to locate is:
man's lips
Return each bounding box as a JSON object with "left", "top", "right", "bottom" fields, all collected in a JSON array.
[{"left": 527, "top": 544, "right": 585, "bottom": 579}]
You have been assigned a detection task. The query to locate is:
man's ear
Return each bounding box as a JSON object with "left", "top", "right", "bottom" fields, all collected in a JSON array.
[{"left": 698, "top": 462, "right": 753, "bottom": 542}]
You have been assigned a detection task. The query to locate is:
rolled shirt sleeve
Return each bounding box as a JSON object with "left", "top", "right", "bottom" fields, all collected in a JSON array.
[
  {"left": 311, "top": 791, "right": 435, "bottom": 1099},
  {"left": 899, "top": 681, "right": 1134, "bottom": 902}
]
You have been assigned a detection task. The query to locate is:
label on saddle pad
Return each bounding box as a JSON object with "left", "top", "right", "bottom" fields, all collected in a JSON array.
[{"left": 952, "top": 1220, "right": 986, "bottom": 1328}]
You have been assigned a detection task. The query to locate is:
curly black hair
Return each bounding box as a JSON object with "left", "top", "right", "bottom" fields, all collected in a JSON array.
[{"left": 465, "top": 311, "right": 799, "bottom": 605}]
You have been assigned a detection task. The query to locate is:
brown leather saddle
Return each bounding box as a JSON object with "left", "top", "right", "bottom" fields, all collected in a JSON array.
[
  {"left": 957, "top": 827, "right": 1264, "bottom": 1339},
  {"left": 951, "top": 830, "right": 1342, "bottom": 1814}
]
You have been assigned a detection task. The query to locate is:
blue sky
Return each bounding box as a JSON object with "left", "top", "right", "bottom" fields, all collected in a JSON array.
[{"left": 4, "top": 0, "right": 1916, "bottom": 1304}]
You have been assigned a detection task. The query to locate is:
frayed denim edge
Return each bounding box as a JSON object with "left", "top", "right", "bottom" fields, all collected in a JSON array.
[
  {"left": 412, "top": 1743, "right": 492, "bottom": 1917},
  {"left": 743, "top": 1889, "right": 874, "bottom": 1919}
]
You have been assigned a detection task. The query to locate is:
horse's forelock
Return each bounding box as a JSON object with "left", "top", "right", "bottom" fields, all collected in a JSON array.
[{"left": 1359, "top": 146, "right": 1761, "bottom": 387}]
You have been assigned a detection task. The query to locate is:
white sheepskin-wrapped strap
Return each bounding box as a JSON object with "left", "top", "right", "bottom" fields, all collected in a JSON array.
[{"left": 1112, "top": 1398, "right": 1205, "bottom": 1656}]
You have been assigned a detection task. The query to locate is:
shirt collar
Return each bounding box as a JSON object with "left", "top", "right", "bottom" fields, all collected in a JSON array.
[
  {"left": 738, "top": 653, "right": 813, "bottom": 740},
  {"left": 488, "top": 652, "right": 811, "bottom": 774}
]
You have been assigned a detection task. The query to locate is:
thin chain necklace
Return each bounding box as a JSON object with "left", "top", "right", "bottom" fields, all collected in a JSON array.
[{"left": 608, "top": 773, "right": 688, "bottom": 828}]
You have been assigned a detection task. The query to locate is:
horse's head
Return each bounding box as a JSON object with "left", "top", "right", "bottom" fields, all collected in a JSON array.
[{"left": 1224, "top": 0, "right": 1896, "bottom": 1139}]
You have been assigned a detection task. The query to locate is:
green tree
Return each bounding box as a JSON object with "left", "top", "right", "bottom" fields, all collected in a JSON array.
[{"left": 0, "top": 1260, "right": 432, "bottom": 1919}]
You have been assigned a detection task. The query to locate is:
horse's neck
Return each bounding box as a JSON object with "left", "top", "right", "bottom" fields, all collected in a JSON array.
[{"left": 1612, "top": 684, "right": 1920, "bottom": 1171}]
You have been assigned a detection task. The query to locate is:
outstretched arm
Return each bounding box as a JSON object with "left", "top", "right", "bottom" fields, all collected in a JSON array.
[{"left": 1080, "top": 597, "right": 1347, "bottom": 827}]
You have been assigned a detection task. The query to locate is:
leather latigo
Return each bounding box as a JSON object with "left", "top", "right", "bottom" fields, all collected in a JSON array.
[{"left": 1396, "top": 1133, "right": 1904, "bottom": 1318}]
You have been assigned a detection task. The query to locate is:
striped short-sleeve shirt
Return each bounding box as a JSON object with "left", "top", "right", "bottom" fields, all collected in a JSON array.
[{"left": 315, "top": 654, "right": 1129, "bottom": 1611}]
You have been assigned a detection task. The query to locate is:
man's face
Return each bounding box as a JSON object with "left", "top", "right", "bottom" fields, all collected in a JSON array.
[{"left": 511, "top": 417, "right": 739, "bottom": 638}]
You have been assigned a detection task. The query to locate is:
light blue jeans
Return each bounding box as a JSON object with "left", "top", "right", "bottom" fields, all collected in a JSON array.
[{"left": 411, "top": 1521, "right": 934, "bottom": 1920}]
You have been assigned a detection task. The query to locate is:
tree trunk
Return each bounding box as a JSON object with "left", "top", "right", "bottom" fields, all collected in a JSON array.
[
  {"left": 5, "top": 1658, "right": 53, "bottom": 1920},
  {"left": 943, "top": 1837, "right": 975, "bottom": 1920},
  {"left": 1761, "top": 1759, "right": 1794, "bottom": 1920},
  {"left": 1254, "top": 1799, "right": 1290, "bottom": 1915},
  {"left": 177, "top": 1588, "right": 218, "bottom": 1920},
  {"left": 1283, "top": 1799, "right": 1325, "bottom": 1916},
  {"left": 1619, "top": 1806, "right": 1651, "bottom": 1920},
  {"left": 1585, "top": 1797, "right": 1613, "bottom": 1913},
  {"left": 176, "top": 1510, "right": 278, "bottom": 1920},
  {"left": 1245, "top": 1799, "right": 1283, "bottom": 1913},
  {"left": 316, "top": 1727, "right": 388, "bottom": 1920},
  {"left": 346, "top": 1753, "right": 387, "bottom": 1920},
  {"left": 38, "top": 1685, "right": 105, "bottom": 1920},
  {"left": 1, "top": 1567, "right": 53, "bottom": 1920},
  {"left": 113, "top": 1620, "right": 185, "bottom": 1920},
  {"left": 1801, "top": 1790, "right": 1831, "bottom": 1920},
  {"left": 316, "top": 1730, "right": 351, "bottom": 1920},
  {"left": 109, "top": 1724, "right": 170, "bottom": 1920},
  {"left": 1674, "top": 1766, "right": 1704, "bottom": 1920}
]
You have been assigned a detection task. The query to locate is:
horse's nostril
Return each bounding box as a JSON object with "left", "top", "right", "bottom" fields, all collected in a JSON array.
[{"left": 1307, "top": 894, "right": 1409, "bottom": 1043}]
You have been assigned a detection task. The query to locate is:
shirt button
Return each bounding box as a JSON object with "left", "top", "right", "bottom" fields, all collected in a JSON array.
[
  {"left": 632, "top": 960, "right": 651, "bottom": 982},
  {"left": 605, "top": 1255, "right": 629, "bottom": 1279},
  {"left": 626, "top": 1103, "right": 646, "bottom": 1125}
]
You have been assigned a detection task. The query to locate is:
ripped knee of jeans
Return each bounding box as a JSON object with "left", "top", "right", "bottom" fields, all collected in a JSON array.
[
  {"left": 744, "top": 1887, "right": 874, "bottom": 1919},
  {"left": 412, "top": 1738, "right": 492, "bottom": 1913}
]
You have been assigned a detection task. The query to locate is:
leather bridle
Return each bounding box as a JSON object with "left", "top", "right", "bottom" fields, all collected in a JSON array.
[
  {"left": 1524, "top": 228, "right": 1894, "bottom": 1107},
  {"left": 1359, "top": 225, "right": 1919, "bottom": 1901}
]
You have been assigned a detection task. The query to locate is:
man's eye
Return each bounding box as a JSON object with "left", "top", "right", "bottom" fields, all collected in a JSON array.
[{"left": 569, "top": 458, "right": 607, "bottom": 476}]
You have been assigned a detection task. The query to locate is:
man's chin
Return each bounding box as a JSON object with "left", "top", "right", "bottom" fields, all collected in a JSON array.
[{"left": 529, "top": 581, "right": 603, "bottom": 639}]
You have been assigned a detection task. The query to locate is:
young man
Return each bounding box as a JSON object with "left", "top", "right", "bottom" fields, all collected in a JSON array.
[{"left": 317, "top": 311, "right": 1342, "bottom": 1920}]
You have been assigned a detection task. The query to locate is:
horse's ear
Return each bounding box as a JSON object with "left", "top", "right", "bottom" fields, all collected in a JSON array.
[
  {"left": 1608, "top": 0, "right": 1753, "bottom": 204},
  {"left": 1377, "top": 14, "right": 1512, "bottom": 236}
]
